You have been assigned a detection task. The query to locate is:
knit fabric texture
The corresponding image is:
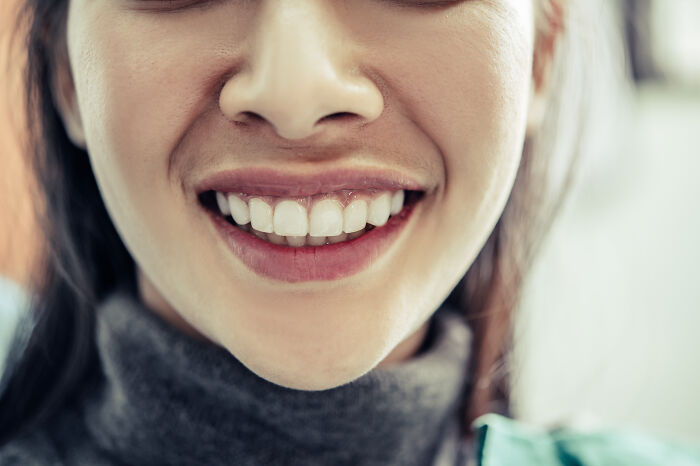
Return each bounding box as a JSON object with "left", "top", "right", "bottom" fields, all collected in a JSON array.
[{"left": 0, "top": 289, "right": 474, "bottom": 465}]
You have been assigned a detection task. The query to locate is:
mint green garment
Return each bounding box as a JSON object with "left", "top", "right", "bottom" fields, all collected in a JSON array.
[{"left": 472, "top": 413, "right": 700, "bottom": 466}]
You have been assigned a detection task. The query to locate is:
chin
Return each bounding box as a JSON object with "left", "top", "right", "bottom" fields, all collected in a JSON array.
[
  {"left": 251, "top": 360, "right": 373, "bottom": 392},
  {"left": 222, "top": 330, "right": 387, "bottom": 392}
]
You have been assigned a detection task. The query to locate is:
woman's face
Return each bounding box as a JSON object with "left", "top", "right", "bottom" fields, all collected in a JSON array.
[{"left": 60, "top": 0, "right": 537, "bottom": 389}]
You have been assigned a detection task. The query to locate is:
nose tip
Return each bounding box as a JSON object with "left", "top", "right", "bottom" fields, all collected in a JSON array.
[
  {"left": 218, "top": 2, "right": 384, "bottom": 141},
  {"left": 220, "top": 72, "right": 384, "bottom": 140}
]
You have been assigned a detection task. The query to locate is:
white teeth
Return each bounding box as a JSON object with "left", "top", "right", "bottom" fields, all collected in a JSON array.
[
  {"left": 367, "top": 192, "right": 391, "bottom": 227},
  {"left": 221, "top": 188, "right": 409, "bottom": 246},
  {"left": 309, "top": 199, "right": 343, "bottom": 237},
  {"left": 307, "top": 235, "right": 327, "bottom": 246},
  {"left": 273, "top": 200, "right": 308, "bottom": 236},
  {"left": 327, "top": 233, "right": 348, "bottom": 244},
  {"left": 390, "top": 190, "right": 404, "bottom": 216},
  {"left": 343, "top": 200, "right": 368, "bottom": 233},
  {"left": 227, "top": 194, "right": 251, "bottom": 225},
  {"left": 286, "top": 235, "right": 306, "bottom": 247},
  {"left": 249, "top": 198, "right": 274, "bottom": 233},
  {"left": 216, "top": 192, "right": 231, "bottom": 216}
]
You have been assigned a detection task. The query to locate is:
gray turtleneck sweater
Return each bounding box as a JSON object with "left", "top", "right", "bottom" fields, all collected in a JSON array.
[{"left": 0, "top": 290, "right": 474, "bottom": 465}]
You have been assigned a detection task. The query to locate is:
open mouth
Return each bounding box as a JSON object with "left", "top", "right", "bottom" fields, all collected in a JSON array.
[
  {"left": 198, "top": 189, "right": 424, "bottom": 248},
  {"left": 195, "top": 168, "right": 426, "bottom": 282}
]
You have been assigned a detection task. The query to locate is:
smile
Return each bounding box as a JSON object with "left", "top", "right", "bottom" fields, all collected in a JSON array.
[
  {"left": 196, "top": 168, "right": 425, "bottom": 282},
  {"left": 212, "top": 189, "right": 406, "bottom": 247}
]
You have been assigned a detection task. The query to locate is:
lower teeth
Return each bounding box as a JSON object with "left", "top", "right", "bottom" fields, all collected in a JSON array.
[{"left": 232, "top": 221, "right": 372, "bottom": 247}]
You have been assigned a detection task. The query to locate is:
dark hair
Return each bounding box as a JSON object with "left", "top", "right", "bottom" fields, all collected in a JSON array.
[
  {"left": 0, "top": 0, "right": 605, "bottom": 445},
  {"left": 0, "top": 0, "right": 135, "bottom": 444}
]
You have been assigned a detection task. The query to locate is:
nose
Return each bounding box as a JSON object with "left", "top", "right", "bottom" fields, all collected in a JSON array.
[{"left": 219, "top": 1, "right": 384, "bottom": 141}]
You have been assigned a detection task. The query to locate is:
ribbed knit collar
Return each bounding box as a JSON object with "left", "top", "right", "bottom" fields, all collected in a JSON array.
[{"left": 82, "top": 290, "right": 473, "bottom": 466}]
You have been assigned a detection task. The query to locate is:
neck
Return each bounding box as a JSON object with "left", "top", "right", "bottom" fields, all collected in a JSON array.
[{"left": 80, "top": 288, "right": 472, "bottom": 465}]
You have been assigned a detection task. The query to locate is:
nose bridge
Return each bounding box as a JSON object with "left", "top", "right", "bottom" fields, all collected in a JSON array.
[
  {"left": 258, "top": 1, "right": 333, "bottom": 78},
  {"left": 254, "top": 1, "right": 336, "bottom": 110},
  {"left": 219, "top": 1, "right": 384, "bottom": 140}
]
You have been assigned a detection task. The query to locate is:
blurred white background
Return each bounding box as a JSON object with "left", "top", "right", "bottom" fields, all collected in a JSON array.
[{"left": 512, "top": 0, "right": 700, "bottom": 444}]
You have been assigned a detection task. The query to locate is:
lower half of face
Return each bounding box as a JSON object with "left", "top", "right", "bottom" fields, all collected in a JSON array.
[{"left": 66, "top": 0, "right": 535, "bottom": 390}]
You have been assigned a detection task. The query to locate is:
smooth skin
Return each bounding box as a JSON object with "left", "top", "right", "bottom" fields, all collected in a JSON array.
[{"left": 54, "top": 0, "right": 548, "bottom": 390}]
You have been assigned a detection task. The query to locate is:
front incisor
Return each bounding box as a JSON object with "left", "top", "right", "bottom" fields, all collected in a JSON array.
[
  {"left": 309, "top": 199, "right": 344, "bottom": 237},
  {"left": 273, "top": 200, "right": 308, "bottom": 236}
]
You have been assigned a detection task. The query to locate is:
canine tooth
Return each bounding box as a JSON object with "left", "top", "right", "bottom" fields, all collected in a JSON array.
[
  {"left": 367, "top": 192, "right": 391, "bottom": 227},
  {"left": 327, "top": 233, "right": 348, "bottom": 244},
  {"left": 390, "top": 190, "right": 404, "bottom": 215},
  {"left": 307, "top": 235, "right": 326, "bottom": 246},
  {"left": 228, "top": 194, "right": 251, "bottom": 225},
  {"left": 216, "top": 192, "right": 231, "bottom": 216},
  {"left": 309, "top": 199, "right": 343, "bottom": 237},
  {"left": 273, "top": 201, "right": 308, "bottom": 236},
  {"left": 268, "top": 232, "right": 286, "bottom": 246},
  {"left": 249, "top": 198, "right": 274, "bottom": 233},
  {"left": 287, "top": 236, "right": 306, "bottom": 247},
  {"left": 343, "top": 200, "right": 367, "bottom": 233}
]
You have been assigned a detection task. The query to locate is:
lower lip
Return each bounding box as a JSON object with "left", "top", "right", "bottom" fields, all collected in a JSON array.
[{"left": 206, "top": 203, "right": 417, "bottom": 283}]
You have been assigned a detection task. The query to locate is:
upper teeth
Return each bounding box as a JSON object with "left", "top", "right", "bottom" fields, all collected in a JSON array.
[
  {"left": 214, "top": 190, "right": 406, "bottom": 246},
  {"left": 310, "top": 199, "right": 344, "bottom": 236},
  {"left": 343, "top": 200, "right": 368, "bottom": 233},
  {"left": 273, "top": 200, "right": 308, "bottom": 236}
]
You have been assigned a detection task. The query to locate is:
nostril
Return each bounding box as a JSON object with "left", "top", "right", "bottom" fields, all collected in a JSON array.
[
  {"left": 234, "top": 111, "right": 266, "bottom": 125},
  {"left": 320, "top": 112, "right": 357, "bottom": 122}
]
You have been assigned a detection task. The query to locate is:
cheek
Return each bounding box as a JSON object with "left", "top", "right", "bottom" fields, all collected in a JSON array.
[
  {"left": 65, "top": 7, "right": 235, "bottom": 328},
  {"left": 400, "top": 10, "right": 533, "bottom": 193},
  {"left": 66, "top": 5, "right": 242, "bottom": 261},
  {"left": 68, "top": 11, "right": 213, "bottom": 179},
  {"left": 366, "top": 6, "right": 534, "bottom": 270},
  {"left": 435, "top": 42, "right": 532, "bottom": 292}
]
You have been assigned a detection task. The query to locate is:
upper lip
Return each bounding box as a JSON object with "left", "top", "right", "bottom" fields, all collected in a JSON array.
[{"left": 195, "top": 167, "right": 427, "bottom": 197}]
